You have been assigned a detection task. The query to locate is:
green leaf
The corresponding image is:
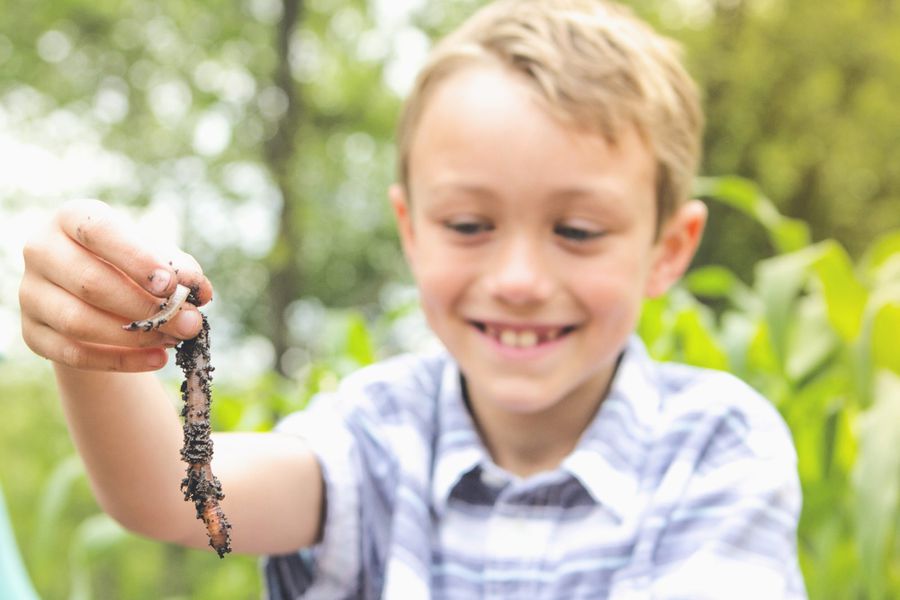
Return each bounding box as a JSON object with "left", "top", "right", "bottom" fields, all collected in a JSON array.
[
  {"left": 855, "top": 281, "right": 900, "bottom": 405},
  {"left": 772, "top": 219, "right": 813, "bottom": 256},
  {"left": 746, "top": 321, "right": 780, "bottom": 376},
  {"left": 753, "top": 240, "right": 868, "bottom": 363},
  {"left": 852, "top": 371, "right": 900, "bottom": 600},
  {"left": 68, "top": 514, "right": 129, "bottom": 600},
  {"left": 860, "top": 231, "right": 900, "bottom": 281},
  {"left": 345, "top": 312, "right": 375, "bottom": 366},
  {"left": 684, "top": 265, "right": 741, "bottom": 297},
  {"left": 638, "top": 296, "right": 669, "bottom": 355},
  {"left": 811, "top": 241, "right": 868, "bottom": 342},
  {"left": 674, "top": 306, "right": 729, "bottom": 370},
  {"left": 784, "top": 294, "right": 839, "bottom": 383},
  {"left": 870, "top": 298, "right": 900, "bottom": 376},
  {"left": 784, "top": 369, "right": 852, "bottom": 483},
  {"left": 754, "top": 245, "right": 821, "bottom": 365},
  {"left": 33, "top": 455, "right": 85, "bottom": 559},
  {"left": 683, "top": 265, "right": 759, "bottom": 313},
  {"left": 71, "top": 513, "right": 127, "bottom": 559},
  {"left": 718, "top": 311, "right": 757, "bottom": 377},
  {"left": 694, "top": 175, "right": 811, "bottom": 252}
]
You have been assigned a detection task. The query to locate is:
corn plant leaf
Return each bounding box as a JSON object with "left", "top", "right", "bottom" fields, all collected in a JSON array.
[
  {"left": 718, "top": 311, "right": 757, "bottom": 377},
  {"left": 694, "top": 175, "right": 811, "bottom": 253},
  {"left": 754, "top": 245, "right": 821, "bottom": 366},
  {"left": 684, "top": 265, "right": 759, "bottom": 313},
  {"left": 859, "top": 231, "right": 900, "bottom": 282},
  {"left": 68, "top": 514, "right": 129, "bottom": 600},
  {"left": 870, "top": 298, "right": 900, "bottom": 375},
  {"left": 684, "top": 265, "right": 740, "bottom": 297},
  {"left": 784, "top": 294, "right": 839, "bottom": 383},
  {"left": 674, "top": 306, "right": 729, "bottom": 370},
  {"left": 345, "top": 312, "right": 375, "bottom": 366},
  {"left": 852, "top": 371, "right": 900, "bottom": 600},
  {"left": 638, "top": 296, "right": 667, "bottom": 352},
  {"left": 33, "top": 455, "right": 85, "bottom": 560},
  {"left": 811, "top": 241, "right": 868, "bottom": 342},
  {"left": 71, "top": 513, "right": 128, "bottom": 559}
]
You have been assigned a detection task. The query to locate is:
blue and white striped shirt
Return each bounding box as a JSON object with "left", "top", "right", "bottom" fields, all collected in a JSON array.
[{"left": 264, "top": 336, "right": 806, "bottom": 599}]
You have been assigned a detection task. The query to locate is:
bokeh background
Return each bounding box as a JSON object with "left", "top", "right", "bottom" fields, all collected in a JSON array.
[{"left": 1, "top": 0, "right": 898, "bottom": 598}]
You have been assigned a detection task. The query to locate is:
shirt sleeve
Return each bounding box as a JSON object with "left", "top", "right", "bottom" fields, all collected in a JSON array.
[
  {"left": 263, "top": 394, "right": 363, "bottom": 600},
  {"left": 646, "top": 452, "right": 807, "bottom": 599},
  {"left": 616, "top": 393, "right": 808, "bottom": 600},
  {"left": 263, "top": 370, "right": 407, "bottom": 600}
]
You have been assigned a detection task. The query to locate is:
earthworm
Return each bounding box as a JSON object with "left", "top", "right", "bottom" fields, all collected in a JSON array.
[
  {"left": 124, "top": 283, "right": 232, "bottom": 558},
  {"left": 123, "top": 283, "right": 191, "bottom": 332}
]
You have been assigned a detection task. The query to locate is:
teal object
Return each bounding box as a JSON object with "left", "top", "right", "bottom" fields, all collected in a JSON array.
[{"left": 0, "top": 485, "right": 39, "bottom": 600}]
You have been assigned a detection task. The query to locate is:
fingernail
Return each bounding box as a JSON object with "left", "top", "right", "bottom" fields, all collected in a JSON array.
[
  {"left": 175, "top": 310, "right": 201, "bottom": 338},
  {"left": 149, "top": 269, "right": 171, "bottom": 295},
  {"left": 162, "top": 336, "right": 180, "bottom": 348}
]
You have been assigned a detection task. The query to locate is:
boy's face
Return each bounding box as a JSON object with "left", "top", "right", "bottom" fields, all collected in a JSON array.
[{"left": 391, "top": 65, "right": 705, "bottom": 421}]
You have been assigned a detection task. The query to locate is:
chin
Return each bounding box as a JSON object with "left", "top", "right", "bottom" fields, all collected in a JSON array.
[{"left": 476, "top": 380, "right": 563, "bottom": 415}]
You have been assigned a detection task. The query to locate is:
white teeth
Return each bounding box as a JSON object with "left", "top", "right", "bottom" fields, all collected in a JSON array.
[
  {"left": 500, "top": 329, "right": 519, "bottom": 347},
  {"left": 481, "top": 324, "right": 568, "bottom": 348},
  {"left": 496, "top": 329, "right": 540, "bottom": 348},
  {"left": 518, "top": 330, "right": 538, "bottom": 348}
]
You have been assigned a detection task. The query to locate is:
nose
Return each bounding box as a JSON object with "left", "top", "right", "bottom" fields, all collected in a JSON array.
[{"left": 485, "top": 236, "right": 554, "bottom": 306}]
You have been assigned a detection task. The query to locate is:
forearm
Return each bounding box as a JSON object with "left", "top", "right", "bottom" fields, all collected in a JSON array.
[
  {"left": 53, "top": 365, "right": 195, "bottom": 539},
  {"left": 53, "top": 365, "right": 327, "bottom": 555}
]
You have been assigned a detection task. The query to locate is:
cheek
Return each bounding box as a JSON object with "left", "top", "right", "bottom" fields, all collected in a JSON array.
[
  {"left": 414, "top": 262, "right": 463, "bottom": 314},
  {"left": 572, "top": 261, "right": 648, "bottom": 320},
  {"left": 416, "top": 271, "right": 470, "bottom": 345}
]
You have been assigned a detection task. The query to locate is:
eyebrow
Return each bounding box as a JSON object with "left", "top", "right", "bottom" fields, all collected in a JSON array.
[
  {"left": 427, "top": 181, "right": 625, "bottom": 206},
  {"left": 549, "top": 186, "right": 626, "bottom": 206},
  {"left": 427, "top": 182, "right": 496, "bottom": 199}
]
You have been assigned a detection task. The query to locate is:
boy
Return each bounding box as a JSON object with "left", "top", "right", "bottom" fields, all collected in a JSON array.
[{"left": 18, "top": 0, "right": 806, "bottom": 598}]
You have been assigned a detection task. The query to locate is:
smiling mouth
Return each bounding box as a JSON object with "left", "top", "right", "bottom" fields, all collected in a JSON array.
[{"left": 470, "top": 321, "right": 577, "bottom": 348}]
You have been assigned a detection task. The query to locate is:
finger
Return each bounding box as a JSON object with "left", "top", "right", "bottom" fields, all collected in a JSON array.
[
  {"left": 157, "top": 248, "right": 214, "bottom": 307},
  {"left": 123, "top": 285, "right": 206, "bottom": 340},
  {"left": 21, "top": 314, "right": 170, "bottom": 372},
  {"left": 21, "top": 274, "right": 180, "bottom": 349},
  {"left": 27, "top": 230, "right": 182, "bottom": 325},
  {"left": 56, "top": 199, "right": 178, "bottom": 298}
]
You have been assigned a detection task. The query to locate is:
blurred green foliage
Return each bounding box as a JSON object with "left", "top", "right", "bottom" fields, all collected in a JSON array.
[
  {"left": 0, "top": 0, "right": 408, "bottom": 372},
  {"left": 675, "top": 0, "right": 900, "bottom": 277},
  {"left": 3, "top": 0, "right": 898, "bottom": 369},
  {"left": 645, "top": 177, "right": 900, "bottom": 599},
  {"left": 2, "top": 180, "right": 899, "bottom": 598},
  {"left": 0, "top": 363, "right": 263, "bottom": 599},
  {"left": 0, "top": 301, "right": 390, "bottom": 599},
  {"left": 3, "top": 0, "right": 900, "bottom": 598}
]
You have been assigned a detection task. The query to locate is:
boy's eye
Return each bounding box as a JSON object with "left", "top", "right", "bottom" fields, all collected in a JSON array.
[
  {"left": 445, "top": 221, "right": 492, "bottom": 235},
  {"left": 554, "top": 224, "right": 604, "bottom": 241}
]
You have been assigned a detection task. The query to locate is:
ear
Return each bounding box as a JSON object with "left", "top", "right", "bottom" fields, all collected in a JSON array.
[
  {"left": 389, "top": 183, "right": 417, "bottom": 269},
  {"left": 645, "top": 199, "right": 708, "bottom": 298}
]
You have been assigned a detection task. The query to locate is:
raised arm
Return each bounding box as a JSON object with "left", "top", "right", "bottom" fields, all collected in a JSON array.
[{"left": 19, "top": 199, "right": 323, "bottom": 555}]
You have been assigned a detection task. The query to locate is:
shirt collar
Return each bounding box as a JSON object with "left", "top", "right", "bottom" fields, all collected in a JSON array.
[
  {"left": 562, "top": 335, "right": 661, "bottom": 520},
  {"left": 431, "top": 359, "right": 489, "bottom": 516},
  {"left": 430, "top": 335, "right": 662, "bottom": 521}
]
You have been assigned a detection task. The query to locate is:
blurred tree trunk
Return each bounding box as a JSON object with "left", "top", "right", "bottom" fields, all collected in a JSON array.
[{"left": 264, "top": 0, "right": 305, "bottom": 375}]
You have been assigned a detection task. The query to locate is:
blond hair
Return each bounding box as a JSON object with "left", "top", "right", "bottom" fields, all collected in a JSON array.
[{"left": 396, "top": 0, "right": 703, "bottom": 228}]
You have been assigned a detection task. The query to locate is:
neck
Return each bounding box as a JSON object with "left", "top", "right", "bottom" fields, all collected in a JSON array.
[{"left": 464, "top": 367, "right": 615, "bottom": 478}]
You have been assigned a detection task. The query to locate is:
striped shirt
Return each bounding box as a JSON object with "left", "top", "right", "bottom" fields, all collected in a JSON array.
[{"left": 264, "top": 336, "right": 806, "bottom": 599}]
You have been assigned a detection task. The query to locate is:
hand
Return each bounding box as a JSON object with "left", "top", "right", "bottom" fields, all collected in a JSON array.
[{"left": 19, "top": 199, "right": 214, "bottom": 372}]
